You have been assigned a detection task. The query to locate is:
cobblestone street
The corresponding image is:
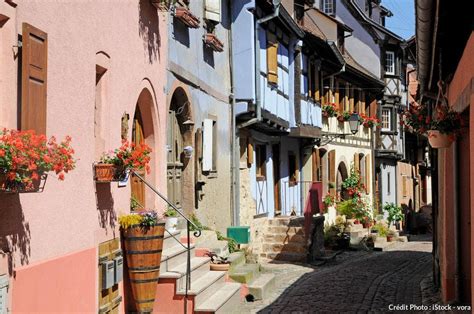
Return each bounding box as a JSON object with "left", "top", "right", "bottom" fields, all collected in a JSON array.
[{"left": 242, "top": 237, "right": 446, "bottom": 313}]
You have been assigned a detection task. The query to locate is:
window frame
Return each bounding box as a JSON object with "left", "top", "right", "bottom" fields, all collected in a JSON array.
[
  {"left": 321, "top": 0, "right": 335, "bottom": 15},
  {"left": 385, "top": 51, "right": 395, "bottom": 75},
  {"left": 381, "top": 108, "right": 392, "bottom": 131},
  {"left": 256, "top": 144, "right": 267, "bottom": 181}
]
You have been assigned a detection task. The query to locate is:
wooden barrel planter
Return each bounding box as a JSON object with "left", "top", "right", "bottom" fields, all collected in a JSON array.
[{"left": 122, "top": 223, "right": 165, "bottom": 313}]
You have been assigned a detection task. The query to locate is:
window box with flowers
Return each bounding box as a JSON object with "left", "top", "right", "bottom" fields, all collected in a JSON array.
[
  {"left": 151, "top": 0, "right": 177, "bottom": 11},
  {"left": 401, "top": 103, "right": 465, "bottom": 148},
  {"left": 322, "top": 103, "right": 337, "bottom": 118},
  {"left": 360, "top": 114, "right": 380, "bottom": 128},
  {"left": 173, "top": 5, "right": 200, "bottom": 28},
  {"left": 203, "top": 33, "right": 224, "bottom": 52},
  {"left": 0, "top": 129, "right": 75, "bottom": 193},
  {"left": 337, "top": 111, "right": 351, "bottom": 123},
  {"left": 95, "top": 141, "right": 152, "bottom": 183}
]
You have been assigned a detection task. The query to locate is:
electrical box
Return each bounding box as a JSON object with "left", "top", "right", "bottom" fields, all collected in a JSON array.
[
  {"left": 101, "top": 260, "right": 115, "bottom": 290},
  {"left": 114, "top": 256, "right": 123, "bottom": 284},
  {"left": 227, "top": 226, "right": 250, "bottom": 244},
  {"left": 0, "top": 275, "right": 8, "bottom": 314}
]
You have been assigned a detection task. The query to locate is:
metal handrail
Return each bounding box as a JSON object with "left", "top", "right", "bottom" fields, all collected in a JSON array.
[{"left": 129, "top": 169, "right": 201, "bottom": 314}]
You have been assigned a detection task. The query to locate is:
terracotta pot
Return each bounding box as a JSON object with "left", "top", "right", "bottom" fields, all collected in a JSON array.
[
  {"left": 122, "top": 223, "right": 165, "bottom": 313},
  {"left": 387, "top": 235, "right": 393, "bottom": 242},
  {"left": 95, "top": 164, "right": 115, "bottom": 182},
  {"left": 428, "top": 130, "right": 453, "bottom": 148},
  {"left": 210, "top": 263, "right": 230, "bottom": 271}
]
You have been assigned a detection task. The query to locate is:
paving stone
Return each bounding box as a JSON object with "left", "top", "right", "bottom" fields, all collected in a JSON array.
[{"left": 241, "top": 239, "right": 444, "bottom": 313}]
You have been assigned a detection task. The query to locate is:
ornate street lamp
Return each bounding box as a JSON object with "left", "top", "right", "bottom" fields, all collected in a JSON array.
[{"left": 348, "top": 112, "right": 361, "bottom": 135}]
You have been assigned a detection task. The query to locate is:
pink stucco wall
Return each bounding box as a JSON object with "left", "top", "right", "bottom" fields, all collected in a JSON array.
[{"left": 0, "top": 0, "right": 168, "bottom": 311}]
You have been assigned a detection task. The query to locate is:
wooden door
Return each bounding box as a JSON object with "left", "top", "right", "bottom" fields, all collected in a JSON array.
[
  {"left": 272, "top": 144, "right": 281, "bottom": 215},
  {"left": 167, "top": 110, "right": 183, "bottom": 209},
  {"left": 131, "top": 109, "right": 146, "bottom": 208}
]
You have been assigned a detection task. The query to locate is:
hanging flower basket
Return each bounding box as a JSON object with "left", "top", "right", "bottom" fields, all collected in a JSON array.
[
  {"left": 173, "top": 6, "right": 200, "bottom": 28},
  {"left": 0, "top": 129, "right": 75, "bottom": 193},
  {"left": 203, "top": 33, "right": 224, "bottom": 52},
  {"left": 96, "top": 141, "right": 151, "bottom": 183},
  {"left": 427, "top": 130, "right": 454, "bottom": 148},
  {"left": 120, "top": 211, "right": 165, "bottom": 313}
]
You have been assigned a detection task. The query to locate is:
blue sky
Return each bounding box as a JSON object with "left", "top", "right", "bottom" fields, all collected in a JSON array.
[{"left": 382, "top": 0, "right": 415, "bottom": 39}]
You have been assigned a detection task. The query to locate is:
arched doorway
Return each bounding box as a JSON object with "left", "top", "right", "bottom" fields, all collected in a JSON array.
[
  {"left": 336, "top": 162, "right": 349, "bottom": 200},
  {"left": 131, "top": 88, "right": 156, "bottom": 208},
  {"left": 167, "top": 87, "right": 193, "bottom": 212}
]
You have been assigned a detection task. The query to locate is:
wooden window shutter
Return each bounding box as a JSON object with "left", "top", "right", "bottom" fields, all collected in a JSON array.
[
  {"left": 328, "top": 150, "right": 336, "bottom": 196},
  {"left": 21, "top": 23, "right": 48, "bottom": 134},
  {"left": 266, "top": 31, "right": 278, "bottom": 85},
  {"left": 354, "top": 153, "right": 360, "bottom": 173},
  {"left": 365, "top": 154, "right": 371, "bottom": 193},
  {"left": 370, "top": 99, "right": 377, "bottom": 117},
  {"left": 205, "top": 0, "right": 221, "bottom": 22},
  {"left": 202, "top": 119, "right": 213, "bottom": 172}
]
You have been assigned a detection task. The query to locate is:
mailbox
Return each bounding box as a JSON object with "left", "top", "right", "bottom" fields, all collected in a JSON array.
[
  {"left": 114, "top": 256, "right": 123, "bottom": 284},
  {"left": 101, "top": 260, "right": 115, "bottom": 290}
]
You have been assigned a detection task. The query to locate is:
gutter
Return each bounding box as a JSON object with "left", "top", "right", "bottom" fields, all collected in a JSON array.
[
  {"left": 238, "top": 3, "right": 281, "bottom": 129},
  {"left": 415, "top": 0, "right": 435, "bottom": 93}
]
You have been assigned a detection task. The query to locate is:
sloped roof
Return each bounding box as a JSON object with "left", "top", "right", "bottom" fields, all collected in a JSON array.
[{"left": 343, "top": 50, "right": 384, "bottom": 86}]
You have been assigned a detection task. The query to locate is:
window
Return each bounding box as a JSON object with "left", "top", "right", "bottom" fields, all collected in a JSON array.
[
  {"left": 402, "top": 176, "right": 408, "bottom": 197},
  {"left": 256, "top": 144, "right": 267, "bottom": 180},
  {"left": 387, "top": 172, "right": 391, "bottom": 195},
  {"left": 306, "top": 57, "right": 320, "bottom": 102},
  {"left": 202, "top": 118, "right": 217, "bottom": 172},
  {"left": 385, "top": 51, "right": 395, "bottom": 75},
  {"left": 381, "top": 109, "right": 391, "bottom": 131},
  {"left": 322, "top": 0, "right": 335, "bottom": 15},
  {"left": 288, "top": 153, "right": 299, "bottom": 186},
  {"left": 21, "top": 23, "right": 48, "bottom": 134}
]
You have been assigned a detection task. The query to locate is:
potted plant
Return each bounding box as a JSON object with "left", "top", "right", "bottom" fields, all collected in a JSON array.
[
  {"left": 206, "top": 252, "right": 231, "bottom": 271},
  {"left": 323, "top": 192, "right": 336, "bottom": 211},
  {"left": 360, "top": 114, "right": 380, "bottom": 128},
  {"left": 96, "top": 140, "right": 151, "bottom": 182},
  {"left": 386, "top": 230, "right": 395, "bottom": 242},
  {"left": 164, "top": 207, "right": 179, "bottom": 232},
  {"left": 0, "top": 129, "right": 75, "bottom": 192},
  {"left": 401, "top": 103, "right": 465, "bottom": 148},
  {"left": 119, "top": 210, "right": 165, "bottom": 313},
  {"left": 322, "top": 103, "right": 338, "bottom": 118},
  {"left": 337, "top": 111, "right": 351, "bottom": 123},
  {"left": 383, "top": 203, "right": 404, "bottom": 228}
]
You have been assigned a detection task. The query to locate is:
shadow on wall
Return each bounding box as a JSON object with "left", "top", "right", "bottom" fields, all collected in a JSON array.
[
  {"left": 138, "top": 0, "right": 161, "bottom": 64},
  {"left": 95, "top": 183, "right": 117, "bottom": 237},
  {"left": 0, "top": 194, "right": 31, "bottom": 276}
]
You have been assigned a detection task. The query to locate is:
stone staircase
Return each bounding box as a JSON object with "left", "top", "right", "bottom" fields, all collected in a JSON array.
[
  {"left": 227, "top": 252, "right": 276, "bottom": 301},
  {"left": 346, "top": 222, "right": 370, "bottom": 246},
  {"left": 347, "top": 221, "right": 409, "bottom": 251},
  {"left": 258, "top": 217, "right": 308, "bottom": 263},
  {"left": 154, "top": 230, "right": 241, "bottom": 313}
]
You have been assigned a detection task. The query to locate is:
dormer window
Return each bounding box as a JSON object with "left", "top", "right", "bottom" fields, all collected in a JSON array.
[
  {"left": 321, "top": 0, "right": 335, "bottom": 16},
  {"left": 385, "top": 51, "right": 395, "bottom": 75}
]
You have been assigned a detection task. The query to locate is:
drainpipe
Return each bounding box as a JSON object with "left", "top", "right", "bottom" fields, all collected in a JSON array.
[
  {"left": 228, "top": 0, "right": 239, "bottom": 226},
  {"left": 237, "top": 3, "right": 281, "bottom": 129}
]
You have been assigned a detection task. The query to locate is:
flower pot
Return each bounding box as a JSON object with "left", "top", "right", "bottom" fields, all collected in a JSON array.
[
  {"left": 337, "top": 115, "right": 345, "bottom": 123},
  {"left": 122, "top": 223, "right": 165, "bottom": 313},
  {"left": 95, "top": 164, "right": 115, "bottom": 182},
  {"left": 210, "top": 263, "right": 230, "bottom": 271},
  {"left": 165, "top": 217, "right": 179, "bottom": 233},
  {"left": 387, "top": 235, "right": 394, "bottom": 242},
  {"left": 428, "top": 130, "right": 454, "bottom": 148}
]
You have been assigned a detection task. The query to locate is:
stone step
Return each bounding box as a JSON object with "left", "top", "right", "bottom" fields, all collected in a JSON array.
[
  {"left": 176, "top": 270, "right": 227, "bottom": 306},
  {"left": 267, "top": 217, "right": 305, "bottom": 227},
  {"left": 227, "top": 251, "right": 246, "bottom": 269},
  {"left": 263, "top": 233, "right": 306, "bottom": 244},
  {"left": 261, "top": 252, "right": 306, "bottom": 262},
  {"left": 267, "top": 226, "right": 305, "bottom": 235},
  {"left": 229, "top": 263, "right": 260, "bottom": 284},
  {"left": 159, "top": 256, "right": 211, "bottom": 291},
  {"left": 160, "top": 244, "right": 196, "bottom": 273},
  {"left": 194, "top": 282, "right": 241, "bottom": 314},
  {"left": 248, "top": 273, "right": 275, "bottom": 301},
  {"left": 163, "top": 229, "right": 183, "bottom": 250},
  {"left": 396, "top": 235, "right": 408, "bottom": 242},
  {"left": 262, "top": 242, "right": 307, "bottom": 254}
]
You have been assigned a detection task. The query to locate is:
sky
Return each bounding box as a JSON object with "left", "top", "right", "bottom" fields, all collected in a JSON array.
[{"left": 382, "top": 0, "right": 415, "bottom": 39}]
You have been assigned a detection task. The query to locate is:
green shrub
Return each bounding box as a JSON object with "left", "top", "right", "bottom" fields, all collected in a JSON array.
[{"left": 383, "top": 203, "right": 404, "bottom": 227}]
